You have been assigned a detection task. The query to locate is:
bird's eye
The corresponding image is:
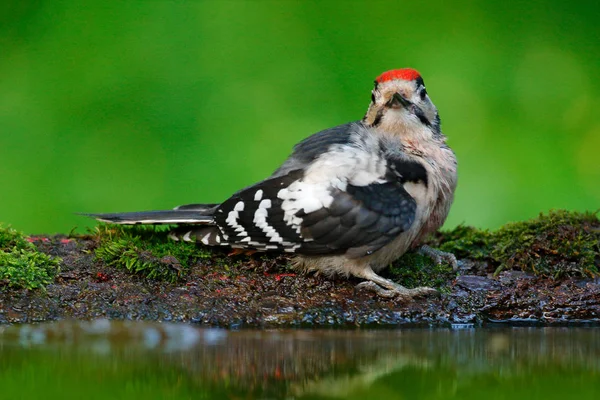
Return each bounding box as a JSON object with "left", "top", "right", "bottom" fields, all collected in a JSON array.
[{"left": 419, "top": 88, "right": 427, "bottom": 101}]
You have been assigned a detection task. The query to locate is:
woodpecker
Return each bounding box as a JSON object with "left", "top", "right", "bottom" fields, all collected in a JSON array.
[{"left": 85, "top": 68, "right": 458, "bottom": 299}]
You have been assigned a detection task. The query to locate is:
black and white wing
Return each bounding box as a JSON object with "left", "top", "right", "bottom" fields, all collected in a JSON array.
[{"left": 210, "top": 121, "right": 428, "bottom": 258}]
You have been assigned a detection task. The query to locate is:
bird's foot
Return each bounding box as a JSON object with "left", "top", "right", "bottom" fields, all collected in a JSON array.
[
  {"left": 352, "top": 266, "right": 438, "bottom": 300},
  {"left": 355, "top": 281, "right": 438, "bottom": 299},
  {"left": 355, "top": 281, "right": 438, "bottom": 300},
  {"left": 418, "top": 245, "right": 458, "bottom": 270}
]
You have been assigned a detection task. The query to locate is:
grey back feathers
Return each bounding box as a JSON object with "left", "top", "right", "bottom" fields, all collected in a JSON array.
[{"left": 271, "top": 122, "right": 358, "bottom": 177}]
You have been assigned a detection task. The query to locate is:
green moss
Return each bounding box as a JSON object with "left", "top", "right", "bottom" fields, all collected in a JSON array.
[
  {"left": 94, "top": 225, "right": 216, "bottom": 282},
  {"left": 388, "top": 252, "right": 455, "bottom": 291},
  {"left": 437, "top": 210, "right": 600, "bottom": 278},
  {"left": 0, "top": 224, "right": 61, "bottom": 289},
  {"left": 0, "top": 224, "right": 33, "bottom": 250}
]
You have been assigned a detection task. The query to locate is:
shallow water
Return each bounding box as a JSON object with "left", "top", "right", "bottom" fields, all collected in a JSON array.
[{"left": 0, "top": 321, "right": 598, "bottom": 399}]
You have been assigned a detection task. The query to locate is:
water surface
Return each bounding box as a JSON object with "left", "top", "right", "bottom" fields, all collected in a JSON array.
[{"left": 1, "top": 321, "right": 598, "bottom": 399}]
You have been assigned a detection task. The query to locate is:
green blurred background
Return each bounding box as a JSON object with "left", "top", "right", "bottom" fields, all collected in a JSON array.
[{"left": 1, "top": 0, "right": 598, "bottom": 234}]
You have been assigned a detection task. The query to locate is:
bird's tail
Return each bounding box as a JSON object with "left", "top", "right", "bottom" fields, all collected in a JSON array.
[{"left": 81, "top": 203, "right": 219, "bottom": 225}]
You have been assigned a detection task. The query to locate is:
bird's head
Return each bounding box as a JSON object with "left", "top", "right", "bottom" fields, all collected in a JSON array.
[{"left": 363, "top": 68, "right": 441, "bottom": 139}]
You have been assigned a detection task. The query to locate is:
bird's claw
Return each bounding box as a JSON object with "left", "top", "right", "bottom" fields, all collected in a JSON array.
[{"left": 355, "top": 281, "right": 438, "bottom": 300}]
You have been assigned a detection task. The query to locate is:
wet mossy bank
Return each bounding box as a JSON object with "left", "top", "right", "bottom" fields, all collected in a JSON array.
[{"left": 0, "top": 210, "right": 598, "bottom": 327}]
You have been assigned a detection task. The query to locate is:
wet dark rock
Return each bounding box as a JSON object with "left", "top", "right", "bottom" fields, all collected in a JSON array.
[{"left": 455, "top": 275, "right": 500, "bottom": 292}]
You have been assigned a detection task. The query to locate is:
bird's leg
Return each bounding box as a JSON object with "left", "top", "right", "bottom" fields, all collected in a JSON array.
[
  {"left": 354, "top": 267, "right": 437, "bottom": 299},
  {"left": 418, "top": 245, "right": 458, "bottom": 270}
]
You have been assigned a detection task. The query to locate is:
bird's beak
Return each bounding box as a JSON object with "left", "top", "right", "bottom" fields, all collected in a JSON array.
[{"left": 392, "top": 92, "right": 411, "bottom": 107}]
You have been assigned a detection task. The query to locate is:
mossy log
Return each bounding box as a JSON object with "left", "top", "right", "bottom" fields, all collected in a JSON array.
[{"left": 0, "top": 210, "right": 598, "bottom": 327}]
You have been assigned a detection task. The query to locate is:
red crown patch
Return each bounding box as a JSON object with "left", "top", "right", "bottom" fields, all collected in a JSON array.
[{"left": 376, "top": 68, "right": 421, "bottom": 83}]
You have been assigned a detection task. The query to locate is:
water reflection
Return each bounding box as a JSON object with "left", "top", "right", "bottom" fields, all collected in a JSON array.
[{"left": 0, "top": 321, "right": 599, "bottom": 399}]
